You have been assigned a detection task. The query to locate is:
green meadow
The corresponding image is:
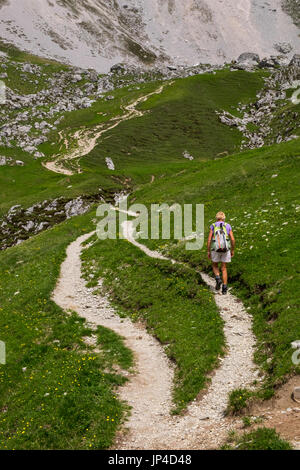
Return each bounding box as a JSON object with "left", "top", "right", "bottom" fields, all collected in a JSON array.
[{"left": 0, "top": 44, "right": 299, "bottom": 449}]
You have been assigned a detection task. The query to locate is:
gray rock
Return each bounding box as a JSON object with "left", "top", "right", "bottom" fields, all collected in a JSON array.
[
  {"left": 289, "top": 54, "right": 300, "bottom": 68},
  {"left": 34, "top": 152, "right": 44, "bottom": 158},
  {"left": 274, "top": 42, "right": 292, "bottom": 55},
  {"left": 36, "top": 222, "right": 50, "bottom": 232},
  {"left": 22, "top": 221, "right": 35, "bottom": 232},
  {"left": 237, "top": 52, "right": 260, "bottom": 63},
  {"left": 259, "top": 56, "right": 280, "bottom": 68},
  {"left": 64, "top": 197, "right": 90, "bottom": 219},
  {"left": 87, "top": 70, "right": 99, "bottom": 82},
  {"left": 23, "top": 63, "right": 34, "bottom": 73},
  {"left": 105, "top": 157, "right": 115, "bottom": 170},
  {"left": 110, "top": 63, "right": 126, "bottom": 74},
  {"left": 8, "top": 205, "right": 21, "bottom": 214},
  {"left": 183, "top": 150, "right": 194, "bottom": 161},
  {"left": 23, "top": 145, "right": 37, "bottom": 154},
  {"left": 18, "top": 125, "right": 32, "bottom": 133},
  {"left": 72, "top": 74, "right": 82, "bottom": 82}
]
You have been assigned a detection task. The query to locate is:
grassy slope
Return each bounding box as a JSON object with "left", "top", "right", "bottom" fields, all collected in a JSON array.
[
  {"left": 0, "top": 45, "right": 266, "bottom": 215},
  {"left": 130, "top": 138, "right": 300, "bottom": 397},
  {"left": 84, "top": 70, "right": 265, "bottom": 170},
  {"left": 1, "top": 44, "right": 298, "bottom": 447},
  {"left": 0, "top": 210, "right": 133, "bottom": 450}
]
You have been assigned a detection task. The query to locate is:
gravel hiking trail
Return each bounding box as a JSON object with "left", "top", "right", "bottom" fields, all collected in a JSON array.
[
  {"left": 52, "top": 213, "right": 257, "bottom": 449},
  {"left": 44, "top": 83, "right": 173, "bottom": 176}
]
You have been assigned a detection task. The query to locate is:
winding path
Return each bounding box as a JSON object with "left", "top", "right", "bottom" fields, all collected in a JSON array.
[
  {"left": 52, "top": 215, "right": 257, "bottom": 449},
  {"left": 43, "top": 83, "right": 172, "bottom": 175}
]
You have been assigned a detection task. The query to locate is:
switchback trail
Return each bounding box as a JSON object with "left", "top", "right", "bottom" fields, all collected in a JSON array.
[
  {"left": 43, "top": 83, "right": 172, "bottom": 175},
  {"left": 52, "top": 217, "right": 257, "bottom": 449}
]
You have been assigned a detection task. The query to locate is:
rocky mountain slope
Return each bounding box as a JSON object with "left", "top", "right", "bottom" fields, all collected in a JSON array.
[{"left": 0, "top": 0, "right": 299, "bottom": 72}]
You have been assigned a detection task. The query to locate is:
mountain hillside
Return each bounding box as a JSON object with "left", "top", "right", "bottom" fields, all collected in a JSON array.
[
  {"left": 0, "top": 11, "right": 300, "bottom": 450},
  {"left": 0, "top": 0, "right": 299, "bottom": 71}
]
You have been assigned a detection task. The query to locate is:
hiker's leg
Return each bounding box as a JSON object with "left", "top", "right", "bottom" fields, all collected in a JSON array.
[
  {"left": 221, "top": 262, "right": 228, "bottom": 285},
  {"left": 212, "top": 261, "right": 222, "bottom": 290},
  {"left": 212, "top": 262, "right": 220, "bottom": 277}
]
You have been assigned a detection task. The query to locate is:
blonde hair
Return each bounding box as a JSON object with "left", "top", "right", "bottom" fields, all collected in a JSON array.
[{"left": 216, "top": 211, "right": 225, "bottom": 221}]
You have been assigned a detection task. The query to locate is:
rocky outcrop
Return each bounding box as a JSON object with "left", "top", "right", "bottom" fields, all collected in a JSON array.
[
  {"left": 0, "top": 197, "right": 89, "bottom": 250},
  {"left": 0, "top": 0, "right": 299, "bottom": 72},
  {"left": 0, "top": 155, "right": 24, "bottom": 166},
  {"left": 0, "top": 191, "right": 118, "bottom": 251},
  {"left": 259, "top": 56, "right": 281, "bottom": 68},
  {"left": 274, "top": 42, "right": 293, "bottom": 54},
  {"left": 0, "top": 61, "right": 106, "bottom": 156},
  {"left": 217, "top": 65, "right": 300, "bottom": 150}
]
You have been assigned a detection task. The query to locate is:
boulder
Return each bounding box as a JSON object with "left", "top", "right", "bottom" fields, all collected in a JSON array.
[
  {"left": 237, "top": 52, "right": 260, "bottom": 63},
  {"left": 105, "top": 157, "right": 115, "bottom": 170},
  {"left": 183, "top": 150, "right": 194, "bottom": 161}
]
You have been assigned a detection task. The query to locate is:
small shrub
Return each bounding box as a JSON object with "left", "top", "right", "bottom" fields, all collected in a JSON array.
[
  {"left": 242, "top": 416, "right": 252, "bottom": 428},
  {"left": 223, "top": 427, "right": 292, "bottom": 450},
  {"left": 226, "top": 388, "right": 252, "bottom": 415}
]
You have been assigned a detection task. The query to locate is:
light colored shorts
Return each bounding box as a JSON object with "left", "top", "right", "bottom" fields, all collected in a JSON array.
[{"left": 211, "top": 250, "right": 231, "bottom": 263}]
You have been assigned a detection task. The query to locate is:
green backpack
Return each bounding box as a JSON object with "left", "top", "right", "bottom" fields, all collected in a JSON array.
[{"left": 212, "top": 223, "right": 231, "bottom": 253}]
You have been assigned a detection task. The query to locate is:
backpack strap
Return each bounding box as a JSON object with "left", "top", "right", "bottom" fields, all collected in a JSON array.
[
  {"left": 212, "top": 223, "right": 216, "bottom": 240},
  {"left": 221, "top": 222, "right": 229, "bottom": 239}
]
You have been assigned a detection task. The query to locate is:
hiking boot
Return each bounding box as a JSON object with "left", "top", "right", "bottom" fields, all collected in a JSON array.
[
  {"left": 215, "top": 276, "right": 222, "bottom": 291},
  {"left": 222, "top": 284, "right": 228, "bottom": 295}
]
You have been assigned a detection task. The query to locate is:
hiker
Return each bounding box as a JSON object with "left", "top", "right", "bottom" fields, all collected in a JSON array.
[{"left": 207, "top": 212, "right": 235, "bottom": 295}]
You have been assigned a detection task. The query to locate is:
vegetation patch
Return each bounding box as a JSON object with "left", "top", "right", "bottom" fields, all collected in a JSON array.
[
  {"left": 0, "top": 210, "right": 131, "bottom": 449},
  {"left": 81, "top": 237, "right": 224, "bottom": 414},
  {"left": 222, "top": 427, "right": 292, "bottom": 450},
  {"left": 226, "top": 388, "right": 253, "bottom": 415}
]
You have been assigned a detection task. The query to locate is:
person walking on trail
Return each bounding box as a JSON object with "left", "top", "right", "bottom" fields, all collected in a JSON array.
[{"left": 207, "top": 212, "right": 235, "bottom": 295}]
